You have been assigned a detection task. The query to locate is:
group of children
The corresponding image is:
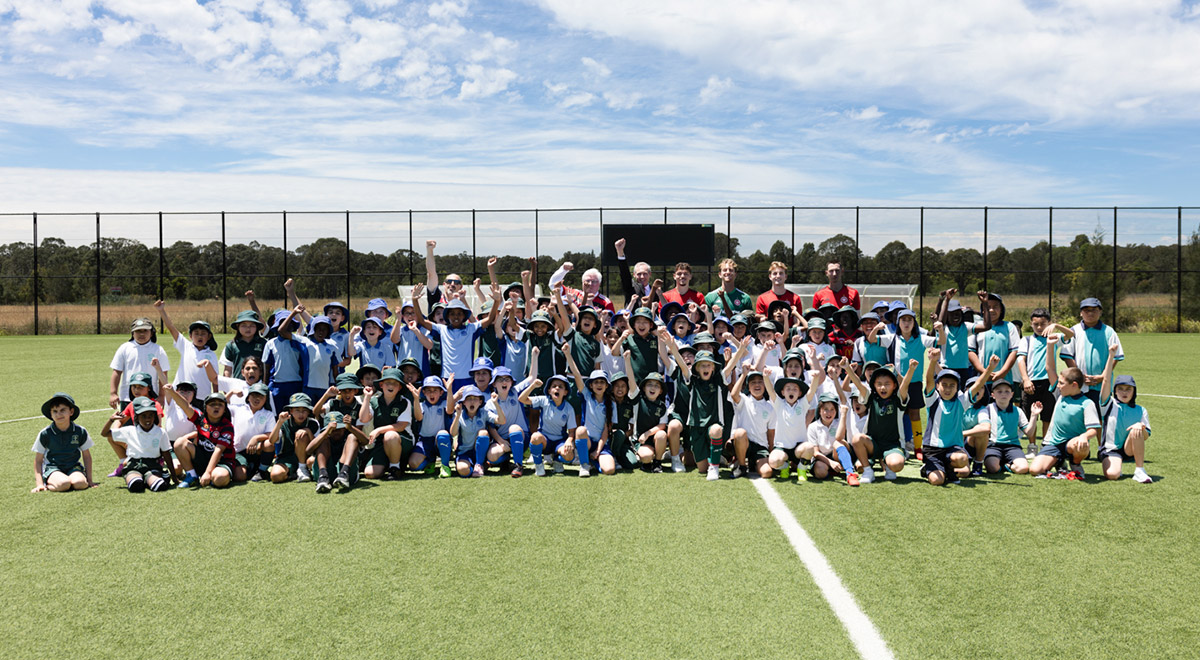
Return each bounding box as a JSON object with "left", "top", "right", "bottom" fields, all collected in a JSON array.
[{"left": 33, "top": 253, "right": 1155, "bottom": 493}]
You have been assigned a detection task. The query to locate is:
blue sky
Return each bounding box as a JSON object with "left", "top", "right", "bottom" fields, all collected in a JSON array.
[{"left": 1, "top": 0, "right": 1198, "bottom": 254}]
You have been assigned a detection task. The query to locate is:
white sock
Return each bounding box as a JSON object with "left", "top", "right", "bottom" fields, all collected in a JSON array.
[
  {"left": 389, "top": 462, "right": 400, "bottom": 469},
  {"left": 186, "top": 469, "right": 197, "bottom": 478}
]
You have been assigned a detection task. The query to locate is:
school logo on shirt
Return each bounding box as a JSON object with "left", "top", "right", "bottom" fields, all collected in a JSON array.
[{"left": 840, "top": 295, "right": 848, "bottom": 303}]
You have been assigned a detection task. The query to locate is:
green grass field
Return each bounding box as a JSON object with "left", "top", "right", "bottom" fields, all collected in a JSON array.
[{"left": 1, "top": 334, "right": 1198, "bottom": 659}]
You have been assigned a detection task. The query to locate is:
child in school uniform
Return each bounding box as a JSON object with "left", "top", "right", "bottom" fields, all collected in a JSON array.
[
  {"left": 162, "top": 387, "right": 237, "bottom": 489},
  {"left": 294, "top": 313, "right": 346, "bottom": 401},
  {"left": 106, "top": 371, "right": 162, "bottom": 477},
  {"left": 798, "top": 393, "right": 848, "bottom": 481},
  {"left": 355, "top": 317, "right": 396, "bottom": 370},
  {"left": 264, "top": 392, "right": 321, "bottom": 484},
  {"left": 392, "top": 297, "right": 435, "bottom": 372},
  {"left": 414, "top": 285, "right": 502, "bottom": 390},
  {"left": 555, "top": 289, "right": 604, "bottom": 374},
  {"left": 358, "top": 367, "right": 413, "bottom": 481},
  {"left": 263, "top": 308, "right": 307, "bottom": 416},
  {"left": 564, "top": 343, "right": 614, "bottom": 478},
  {"left": 483, "top": 366, "right": 537, "bottom": 477},
  {"left": 220, "top": 310, "right": 267, "bottom": 378},
  {"left": 764, "top": 369, "right": 823, "bottom": 481},
  {"left": 31, "top": 393, "right": 94, "bottom": 493},
  {"left": 843, "top": 357, "right": 917, "bottom": 483},
  {"left": 933, "top": 290, "right": 987, "bottom": 386},
  {"left": 920, "top": 349, "right": 998, "bottom": 485},
  {"left": 851, "top": 312, "right": 889, "bottom": 372},
  {"left": 968, "top": 292, "right": 1021, "bottom": 390},
  {"left": 227, "top": 382, "right": 275, "bottom": 482},
  {"left": 448, "top": 385, "right": 505, "bottom": 478},
  {"left": 322, "top": 301, "right": 351, "bottom": 366},
  {"left": 154, "top": 300, "right": 219, "bottom": 400},
  {"left": 1058, "top": 297, "right": 1125, "bottom": 408},
  {"left": 407, "top": 376, "right": 455, "bottom": 477},
  {"left": 622, "top": 308, "right": 660, "bottom": 385},
  {"left": 110, "top": 317, "right": 170, "bottom": 410},
  {"left": 152, "top": 355, "right": 198, "bottom": 446},
  {"left": 629, "top": 372, "right": 671, "bottom": 472},
  {"left": 1030, "top": 335, "right": 1102, "bottom": 480},
  {"left": 1097, "top": 345, "right": 1152, "bottom": 483},
  {"left": 1016, "top": 308, "right": 1058, "bottom": 454},
  {"left": 309, "top": 410, "right": 371, "bottom": 493},
  {"left": 100, "top": 397, "right": 172, "bottom": 492},
  {"left": 875, "top": 309, "right": 936, "bottom": 459},
  {"left": 729, "top": 367, "right": 776, "bottom": 479},
  {"left": 520, "top": 374, "right": 578, "bottom": 477},
  {"left": 962, "top": 376, "right": 993, "bottom": 477},
  {"left": 982, "top": 380, "right": 1039, "bottom": 475}
]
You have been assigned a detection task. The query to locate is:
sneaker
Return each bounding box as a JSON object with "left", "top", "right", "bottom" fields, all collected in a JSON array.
[
  {"left": 177, "top": 473, "right": 199, "bottom": 489},
  {"left": 471, "top": 464, "right": 484, "bottom": 478},
  {"left": 796, "top": 465, "right": 808, "bottom": 482},
  {"left": 553, "top": 459, "right": 565, "bottom": 475},
  {"left": 296, "top": 465, "right": 313, "bottom": 483},
  {"left": 511, "top": 464, "right": 523, "bottom": 478},
  {"left": 706, "top": 465, "right": 720, "bottom": 481},
  {"left": 1071, "top": 464, "right": 1085, "bottom": 480},
  {"left": 423, "top": 465, "right": 438, "bottom": 476},
  {"left": 670, "top": 454, "right": 685, "bottom": 473},
  {"left": 731, "top": 464, "right": 746, "bottom": 479},
  {"left": 579, "top": 465, "right": 591, "bottom": 478},
  {"left": 846, "top": 472, "right": 860, "bottom": 486},
  {"left": 780, "top": 465, "right": 791, "bottom": 480},
  {"left": 905, "top": 441, "right": 915, "bottom": 453},
  {"left": 386, "top": 465, "right": 405, "bottom": 481},
  {"left": 914, "top": 449, "right": 923, "bottom": 462},
  {"left": 250, "top": 471, "right": 265, "bottom": 483},
  {"left": 861, "top": 466, "right": 875, "bottom": 484},
  {"left": 1133, "top": 468, "right": 1152, "bottom": 484},
  {"left": 107, "top": 461, "right": 126, "bottom": 478},
  {"left": 333, "top": 473, "right": 351, "bottom": 490},
  {"left": 535, "top": 463, "right": 547, "bottom": 477},
  {"left": 315, "top": 477, "right": 332, "bottom": 494},
  {"left": 651, "top": 463, "right": 663, "bottom": 474},
  {"left": 884, "top": 467, "right": 897, "bottom": 481},
  {"left": 970, "top": 463, "right": 984, "bottom": 478},
  {"left": 439, "top": 464, "right": 453, "bottom": 479}
]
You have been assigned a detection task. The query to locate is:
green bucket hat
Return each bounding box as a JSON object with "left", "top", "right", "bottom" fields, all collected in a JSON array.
[
  {"left": 378, "top": 367, "right": 404, "bottom": 384},
  {"left": 639, "top": 372, "right": 665, "bottom": 386},
  {"left": 335, "top": 373, "right": 362, "bottom": 390},
  {"left": 230, "top": 310, "right": 266, "bottom": 332},
  {"left": 324, "top": 411, "right": 345, "bottom": 428},
  {"left": 528, "top": 310, "right": 554, "bottom": 328},
  {"left": 399, "top": 357, "right": 421, "bottom": 373},
  {"left": 807, "top": 318, "right": 827, "bottom": 331},
  {"left": 817, "top": 392, "right": 840, "bottom": 405},
  {"left": 631, "top": 307, "right": 655, "bottom": 322},
  {"left": 692, "top": 331, "right": 717, "bottom": 346},
  {"left": 41, "top": 392, "right": 80, "bottom": 421},
  {"left": 285, "top": 392, "right": 313, "bottom": 410},
  {"left": 247, "top": 383, "right": 270, "bottom": 397},
  {"left": 773, "top": 376, "right": 809, "bottom": 399},
  {"left": 131, "top": 396, "right": 158, "bottom": 416},
  {"left": 693, "top": 350, "right": 717, "bottom": 365},
  {"left": 203, "top": 391, "right": 228, "bottom": 407}
]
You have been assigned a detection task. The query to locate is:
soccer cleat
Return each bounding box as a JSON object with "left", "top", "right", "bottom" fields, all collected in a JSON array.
[
  {"left": 250, "top": 471, "right": 265, "bottom": 483},
  {"left": 471, "top": 464, "right": 484, "bottom": 478},
  {"left": 730, "top": 464, "right": 746, "bottom": 479},
  {"left": 553, "top": 459, "right": 565, "bottom": 475},
  {"left": 706, "top": 465, "right": 720, "bottom": 481},
  {"left": 423, "top": 465, "right": 438, "bottom": 476},
  {"left": 861, "top": 466, "right": 875, "bottom": 484},
  {"left": 296, "top": 465, "right": 313, "bottom": 483},
  {"left": 387, "top": 465, "right": 405, "bottom": 481},
  {"left": 884, "top": 467, "right": 897, "bottom": 481},
  {"left": 1133, "top": 468, "right": 1152, "bottom": 484},
  {"left": 535, "top": 463, "right": 547, "bottom": 477},
  {"left": 970, "top": 462, "right": 984, "bottom": 477},
  {"left": 651, "top": 463, "right": 663, "bottom": 474},
  {"left": 670, "top": 454, "right": 685, "bottom": 473},
  {"left": 780, "top": 465, "right": 791, "bottom": 480},
  {"left": 846, "top": 472, "right": 860, "bottom": 486},
  {"left": 107, "top": 461, "right": 126, "bottom": 478},
  {"left": 1070, "top": 464, "right": 1085, "bottom": 480},
  {"left": 511, "top": 464, "right": 523, "bottom": 478},
  {"left": 315, "top": 477, "right": 332, "bottom": 494},
  {"left": 333, "top": 473, "right": 351, "bottom": 491},
  {"left": 439, "top": 464, "right": 453, "bottom": 479},
  {"left": 796, "top": 465, "right": 808, "bottom": 482},
  {"left": 579, "top": 465, "right": 591, "bottom": 478},
  {"left": 177, "top": 473, "right": 200, "bottom": 489}
]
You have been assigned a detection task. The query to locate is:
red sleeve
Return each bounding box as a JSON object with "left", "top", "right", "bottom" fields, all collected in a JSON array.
[
  {"left": 849, "top": 288, "right": 861, "bottom": 310},
  {"left": 187, "top": 409, "right": 202, "bottom": 424},
  {"left": 687, "top": 290, "right": 705, "bottom": 307},
  {"left": 121, "top": 403, "right": 135, "bottom": 419},
  {"left": 755, "top": 292, "right": 769, "bottom": 316}
]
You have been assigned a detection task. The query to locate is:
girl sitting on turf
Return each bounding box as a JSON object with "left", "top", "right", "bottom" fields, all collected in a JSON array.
[
  {"left": 152, "top": 358, "right": 197, "bottom": 445},
  {"left": 154, "top": 300, "right": 219, "bottom": 401},
  {"left": 31, "top": 393, "right": 94, "bottom": 493},
  {"left": 982, "top": 380, "right": 1039, "bottom": 475},
  {"left": 564, "top": 341, "right": 613, "bottom": 478},
  {"left": 107, "top": 371, "right": 161, "bottom": 477},
  {"left": 878, "top": 309, "right": 936, "bottom": 460},
  {"left": 729, "top": 364, "right": 776, "bottom": 479},
  {"left": 764, "top": 366, "right": 823, "bottom": 481},
  {"left": 631, "top": 371, "right": 670, "bottom": 472},
  {"left": 1097, "top": 344, "right": 1152, "bottom": 483},
  {"left": 227, "top": 382, "right": 275, "bottom": 482},
  {"left": 798, "top": 393, "right": 847, "bottom": 481},
  {"left": 101, "top": 397, "right": 171, "bottom": 492},
  {"left": 163, "top": 386, "right": 236, "bottom": 489},
  {"left": 109, "top": 317, "right": 170, "bottom": 411},
  {"left": 448, "top": 385, "right": 504, "bottom": 478},
  {"left": 520, "top": 374, "right": 578, "bottom": 477},
  {"left": 484, "top": 365, "right": 537, "bottom": 477},
  {"left": 409, "top": 376, "right": 455, "bottom": 478}
]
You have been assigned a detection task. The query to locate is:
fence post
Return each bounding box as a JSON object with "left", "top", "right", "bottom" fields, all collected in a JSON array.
[
  {"left": 983, "top": 206, "right": 988, "bottom": 291},
  {"left": 472, "top": 209, "right": 477, "bottom": 281},
  {"left": 158, "top": 211, "right": 164, "bottom": 332},
  {"left": 408, "top": 210, "right": 413, "bottom": 286},
  {"left": 854, "top": 206, "right": 860, "bottom": 283},
  {"left": 1112, "top": 206, "right": 1118, "bottom": 328},
  {"left": 726, "top": 206, "right": 731, "bottom": 259},
  {"left": 221, "top": 212, "right": 227, "bottom": 326},
  {"left": 282, "top": 210, "right": 289, "bottom": 281},
  {"left": 345, "top": 210, "right": 351, "bottom": 304},
  {"left": 600, "top": 208, "right": 606, "bottom": 298},
  {"left": 95, "top": 211, "right": 101, "bottom": 335},
  {"left": 790, "top": 206, "right": 795, "bottom": 275},
  {"left": 31, "top": 213, "right": 37, "bottom": 336},
  {"left": 1048, "top": 207, "right": 1053, "bottom": 312},
  {"left": 534, "top": 209, "right": 540, "bottom": 285},
  {"left": 919, "top": 207, "right": 924, "bottom": 320},
  {"left": 1179, "top": 206, "right": 1184, "bottom": 333}
]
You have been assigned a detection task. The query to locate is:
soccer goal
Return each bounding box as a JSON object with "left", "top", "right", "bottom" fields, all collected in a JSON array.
[{"left": 783, "top": 284, "right": 918, "bottom": 312}]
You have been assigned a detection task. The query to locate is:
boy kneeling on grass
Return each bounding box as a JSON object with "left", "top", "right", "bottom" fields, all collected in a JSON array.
[
  {"left": 921, "top": 349, "right": 997, "bottom": 485},
  {"left": 31, "top": 393, "right": 95, "bottom": 493},
  {"left": 1030, "top": 335, "right": 1100, "bottom": 481},
  {"left": 101, "top": 397, "right": 172, "bottom": 492}
]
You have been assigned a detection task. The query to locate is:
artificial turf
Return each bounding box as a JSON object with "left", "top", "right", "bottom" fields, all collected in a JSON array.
[{"left": 0, "top": 334, "right": 1196, "bottom": 659}]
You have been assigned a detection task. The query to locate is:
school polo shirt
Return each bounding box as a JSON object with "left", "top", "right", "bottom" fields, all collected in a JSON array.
[
  {"left": 1017, "top": 334, "right": 1052, "bottom": 381},
  {"left": 973, "top": 321, "right": 1022, "bottom": 383},
  {"left": 986, "top": 403, "right": 1028, "bottom": 446},
  {"left": 530, "top": 395, "right": 576, "bottom": 442},
  {"left": 112, "top": 424, "right": 172, "bottom": 459},
  {"left": 354, "top": 337, "right": 397, "bottom": 370},
  {"left": 1100, "top": 400, "right": 1150, "bottom": 452},
  {"left": 772, "top": 396, "right": 813, "bottom": 449},
  {"left": 433, "top": 321, "right": 484, "bottom": 380},
  {"left": 456, "top": 408, "right": 499, "bottom": 452},
  {"left": 1043, "top": 385, "right": 1101, "bottom": 446},
  {"left": 220, "top": 336, "right": 266, "bottom": 378},
  {"left": 1061, "top": 323, "right": 1124, "bottom": 392},
  {"left": 733, "top": 395, "right": 775, "bottom": 445},
  {"left": 924, "top": 390, "right": 971, "bottom": 449},
  {"left": 865, "top": 392, "right": 906, "bottom": 448},
  {"left": 941, "top": 321, "right": 982, "bottom": 370},
  {"left": 111, "top": 340, "right": 170, "bottom": 400},
  {"left": 173, "top": 335, "right": 219, "bottom": 400},
  {"left": 32, "top": 424, "right": 93, "bottom": 468}
]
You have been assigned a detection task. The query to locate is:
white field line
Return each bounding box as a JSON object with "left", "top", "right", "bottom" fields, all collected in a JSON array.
[
  {"left": 1137, "top": 393, "right": 1200, "bottom": 400},
  {"left": 0, "top": 408, "right": 109, "bottom": 425},
  {"left": 752, "top": 478, "right": 895, "bottom": 660}
]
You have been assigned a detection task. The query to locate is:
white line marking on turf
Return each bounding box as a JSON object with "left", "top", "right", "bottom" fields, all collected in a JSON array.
[
  {"left": 1139, "top": 393, "right": 1200, "bottom": 401},
  {"left": 752, "top": 478, "right": 895, "bottom": 660},
  {"left": 0, "top": 408, "right": 109, "bottom": 425}
]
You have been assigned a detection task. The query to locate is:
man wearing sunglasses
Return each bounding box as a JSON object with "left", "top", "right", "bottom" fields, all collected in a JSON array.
[{"left": 424, "top": 240, "right": 466, "bottom": 308}]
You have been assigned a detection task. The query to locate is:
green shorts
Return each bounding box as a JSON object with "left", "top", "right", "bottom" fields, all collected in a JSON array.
[
  {"left": 687, "top": 424, "right": 727, "bottom": 458},
  {"left": 872, "top": 440, "right": 905, "bottom": 462},
  {"left": 124, "top": 457, "right": 163, "bottom": 476},
  {"left": 42, "top": 462, "right": 83, "bottom": 480},
  {"left": 606, "top": 430, "right": 638, "bottom": 469},
  {"left": 361, "top": 433, "right": 414, "bottom": 468}
]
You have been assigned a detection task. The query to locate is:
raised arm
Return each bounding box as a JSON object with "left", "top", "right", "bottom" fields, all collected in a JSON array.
[
  {"left": 561, "top": 340, "right": 586, "bottom": 392},
  {"left": 482, "top": 283, "right": 502, "bottom": 328},
  {"left": 926, "top": 347, "right": 942, "bottom": 392},
  {"left": 278, "top": 305, "right": 303, "bottom": 340},
  {"left": 969, "top": 354, "right": 1001, "bottom": 400},
  {"left": 411, "top": 283, "right": 433, "bottom": 331},
  {"left": 722, "top": 336, "right": 752, "bottom": 383},
  {"left": 153, "top": 299, "right": 180, "bottom": 341},
  {"left": 486, "top": 256, "right": 499, "bottom": 285},
  {"left": 425, "top": 240, "right": 440, "bottom": 290},
  {"left": 244, "top": 289, "right": 262, "bottom": 321},
  {"left": 841, "top": 356, "right": 870, "bottom": 401},
  {"left": 405, "top": 383, "right": 424, "bottom": 422},
  {"left": 657, "top": 326, "right": 690, "bottom": 382},
  {"left": 160, "top": 383, "right": 198, "bottom": 420},
  {"left": 975, "top": 290, "right": 994, "bottom": 333},
  {"left": 518, "top": 379, "right": 542, "bottom": 406},
  {"left": 614, "top": 238, "right": 636, "bottom": 301},
  {"left": 729, "top": 366, "right": 749, "bottom": 405},
  {"left": 1099, "top": 342, "right": 1119, "bottom": 404},
  {"left": 1045, "top": 335, "right": 1059, "bottom": 382},
  {"left": 284, "top": 278, "right": 313, "bottom": 326}
]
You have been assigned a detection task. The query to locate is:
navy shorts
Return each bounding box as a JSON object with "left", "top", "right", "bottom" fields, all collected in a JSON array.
[
  {"left": 413, "top": 435, "right": 437, "bottom": 458},
  {"left": 1036, "top": 441, "right": 1074, "bottom": 464},
  {"left": 921, "top": 446, "right": 966, "bottom": 480},
  {"left": 985, "top": 444, "right": 1027, "bottom": 466},
  {"left": 1098, "top": 445, "right": 1135, "bottom": 463},
  {"left": 905, "top": 382, "right": 924, "bottom": 411}
]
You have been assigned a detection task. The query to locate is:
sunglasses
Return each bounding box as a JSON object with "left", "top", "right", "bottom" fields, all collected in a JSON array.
[{"left": 444, "top": 278, "right": 462, "bottom": 286}]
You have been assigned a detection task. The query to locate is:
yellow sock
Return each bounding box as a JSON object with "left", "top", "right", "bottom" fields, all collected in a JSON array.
[{"left": 912, "top": 417, "right": 923, "bottom": 450}]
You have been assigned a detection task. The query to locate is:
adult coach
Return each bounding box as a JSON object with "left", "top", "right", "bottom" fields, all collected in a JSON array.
[
  {"left": 812, "top": 259, "right": 860, "bottom": 311},
  {"left": 548, "top": 262, "right": 616, "bottom": 313},
  {"left": 424, "top": 240, "right": 465, "bottom": 309},
  {"left": 614, "top": 238, "right": 654, "bottom": 303},
  {"left": 705, "top": 258, "right": 754, "bottom": 316},
  {"left": 755, "top": 261, "right": 802, "bottom": 317}
]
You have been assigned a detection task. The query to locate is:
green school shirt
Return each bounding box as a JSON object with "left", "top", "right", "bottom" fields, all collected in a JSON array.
[
  {"left": 564, "top": 327, "right": 602, "bottom": 372},
  {"left": 865, "top": 392, "right": 905, "bottom": 448},
  {"left": 624, "top": 334, "right": 659, "bottom": 384},
  {"left": 686, "top": 375, "right": 727, "bottom": 429},
  {"left": 32, "top": 423, "right": 93, "bottom": 470},
  {"left": 634, "top": 394, "right": 669, "bottom": 436},
  {"left": 222, "top": 336, "right": 267, "bottom": 376}
]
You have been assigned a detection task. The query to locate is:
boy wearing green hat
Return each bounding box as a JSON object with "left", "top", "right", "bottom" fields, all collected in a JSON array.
[
  {"left": 308, "top": 411, "right": 370, "bottom": 493},
  {"left": 101, "top": 397, "right": 172, "bottom": 492},
  {"left": 660, "top": 329, "right": 731, "bottom": 481},
  {"left": 266, "top": 393, "right": 321, "bottom": 484},
  {"left": 844, "top": 356, "right": 919, "bottom": 483},
  {"left": 31, "top": 393, "right": 94, "bottom": 493},
  {"left": 154, "top": 299, "right": 219, "bottom": 401},
  {"left": 359, "top": 367, "right": 413, "bottom": 480},
  {"left": 221, "top": 310, "right": 267, "bottom": 378}
]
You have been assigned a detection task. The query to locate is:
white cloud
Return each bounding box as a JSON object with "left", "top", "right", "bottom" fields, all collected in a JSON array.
[
  {"left": 535, "top": 0, "right": 1200, "bottom": 123},
  {"left": 847, "top": 105, "right": 884, "bottom": 120},
  {"left": 653, "top": 103, "right": 679, "bottom": 116},
  {"left": 699, "top": 75, "right": 731, "bottom": 103},
  {"left": 543, "top": 81, "right": 568, "bottom": 95},
  {"left": 458, "top": 64, "right": 517, "bottom": 99},
  {"left": 559, "top": 91, "right": 595, "bottom": 108},
  {"left": 602, "top": 90, "right": 641, "bottom": 109},
  {"left": 581, "top": 56, "right": 611, "bottom": 77}
]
